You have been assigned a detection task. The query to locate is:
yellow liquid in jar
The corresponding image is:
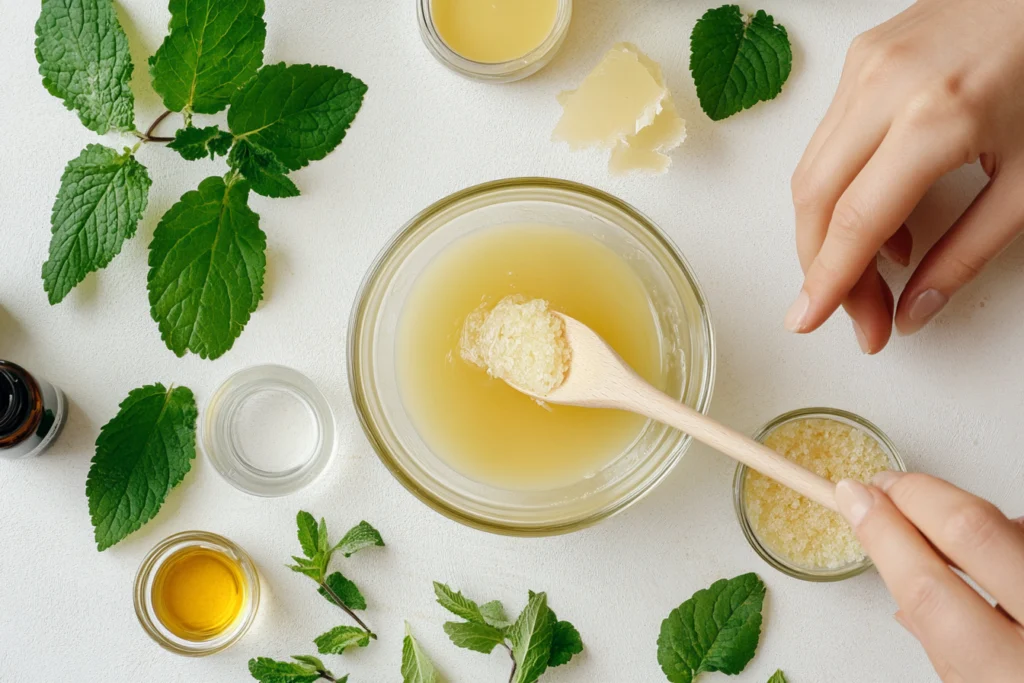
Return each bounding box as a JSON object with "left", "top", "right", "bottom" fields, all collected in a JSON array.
[
  {"left": 151, "top": 546, "right": 246, "bottom": 641},
  {"left": 431, "top": 0, "right": 558, "bottom": 64},
  {"left": 398, "top": 224, "right": 664, "bottom": 490}
]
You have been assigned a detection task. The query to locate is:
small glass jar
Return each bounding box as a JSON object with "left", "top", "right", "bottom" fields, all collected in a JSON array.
[
  {"left": 202, "top": 365, "right": 335, "bottom": 497},
  {"left": 0, "top": 360, "right": 67, "bottom": 460},
  {"left": 733, "top": 407, "right": 907, "bottom": 582},
  {"left": 417, "top": 0, "right": 573, "bottom": 82},
  {"left": 134, "top": 531, "right": 260, "bottom": 656}
]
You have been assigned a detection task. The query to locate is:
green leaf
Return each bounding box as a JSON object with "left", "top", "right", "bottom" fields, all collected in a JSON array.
[
  {"left": 147, "top": 175, "right": 265, "bottom": 360},
  {"left": 35, "top": 0, "right": 136, "bottom": 134},
  {"left": 168, "top": 126, "right": 234, "bottom": 161},
  {"left": 335, "top": 521, "right": 385, "bottom": 557},
  {"left": 314, "top": 625, "right": 372, "bottom": 655},
  {"left": 247, "top": 657, "right": 324, "bottom": 683},
  {"left": 286, "top": 560, "right": 321, "bottom": 582},
  {"left": 42, "top": 144, "right": 151, "bottom": 304},
  {"left": 657, "top": 573, "right": 767, "bottom": 683},
  {"left": 442, "top": 621, "right": 506, "bottom": 654},
  {"left": 689, "top": 5, "right": 792, "bottom": 121},
  {"left": 548, "top": 619, "right": 583, "bottom": 668},
  {"left": 510, "top": 592, "right": 554, "bottom": 683},
  {"left": 228, "top": 139, "right": 300, "bottom": 199},
  {"left": 319, "top": 572, "right": 367, "bottom": 611},
  {"left": 228, "top": 62, "right": 367, "bottom": 171},
  {"left": 433, "top": 582, "right": 485, "bottom": 624},
  {"left": 767, "top": 671, "right": 788, "bottom": 683},
  {"left": 289, "top": 656, "right": 326, "bottom": 670},
  {"left": 86, "top": 384, "right": 197, "bottom": 551},
  {"left": 296, "top": 511, "right": 319, "bottom": 558},
  {"left": 150, "top": 0, "right": 266, "bottom": 116},
  {"left": 402, "top": 623, "right": 440, "bottom": 683},
  {"left": 480, "top": 600, "right": 511, "bottom": 630},
  {"left": 317, "top": 517, "right": 330, "bottom": 555}
]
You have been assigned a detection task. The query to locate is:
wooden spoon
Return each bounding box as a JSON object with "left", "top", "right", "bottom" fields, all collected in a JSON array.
[{"left": 513, "top": 313, "right": 838, "bottom": 512}]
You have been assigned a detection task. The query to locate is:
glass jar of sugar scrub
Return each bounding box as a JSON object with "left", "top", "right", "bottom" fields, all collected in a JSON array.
[
  {"left": 202, "top": 365, "right": 336, "bottom": 497},
  {"left": 134, "top": 531, "right": 260, "bottom": 656},
  {"left": 418, "top": 0, "right": 572, "bottom": 82},
  {"left": 733, "top": 408, "right": 907, "bottom": 582}
]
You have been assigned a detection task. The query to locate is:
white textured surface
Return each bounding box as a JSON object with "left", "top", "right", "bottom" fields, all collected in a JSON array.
[{"left": 1, "top": 1, "right": 1022, "bottom": 682}]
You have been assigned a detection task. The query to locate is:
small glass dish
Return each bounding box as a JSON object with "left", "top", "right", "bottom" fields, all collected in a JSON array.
[
  {"left": 349, "top": 178, "right": 715, "bottom": 535},
  {"left": 134, "top": 531, "right": 260, "bottom": 656},
  {"left": 202, "top": 365, "right": 335, "bottom": 497},
  {"left": 417, "top": 0, "right": 573, "bottom": 82},
  {"left": 733, "top": 407, "right": 907, "bottom": 582}
]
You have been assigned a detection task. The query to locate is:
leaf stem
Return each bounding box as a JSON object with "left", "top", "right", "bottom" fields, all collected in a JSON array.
[
  {"left": 134, "top": 109, "right": 176, "bottom": 143},
  {"left": 504, "top": 642, "right": 516, "bottom": 683},
  {"left": 318, "top": 672, "right": 337, "bottom": 682},
  {"left": 319, "top": 580, "right": 376, "bottom": 638}
]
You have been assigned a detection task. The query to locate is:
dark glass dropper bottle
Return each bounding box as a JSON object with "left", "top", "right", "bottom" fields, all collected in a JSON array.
[{"left": 0, "top": 361, "right": 66, "bottom": 459}]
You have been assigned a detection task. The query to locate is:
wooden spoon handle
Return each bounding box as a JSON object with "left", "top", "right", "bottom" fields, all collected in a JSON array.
[{"left": 627, "top": 387, "right": 838, "bottom": 512}]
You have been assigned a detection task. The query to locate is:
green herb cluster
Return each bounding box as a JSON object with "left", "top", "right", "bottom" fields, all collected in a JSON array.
[
  {"left": 35, "top": 0, "right": 367, "bottom": 360},
  {"left": 433, "top": 582, "right": 583, "bottom": 683}
]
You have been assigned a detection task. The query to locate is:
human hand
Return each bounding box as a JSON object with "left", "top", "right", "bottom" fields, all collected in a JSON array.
[
  {"left": 788, "top": 0, "right": 1024, "bottom": 353},
  {"left": 836, "top": 472, "right": 1024, "bottom": 682}
]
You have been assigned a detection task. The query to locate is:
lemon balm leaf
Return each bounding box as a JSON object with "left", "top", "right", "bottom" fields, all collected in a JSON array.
[
  {"left": 479, "top": 600, "right": 511, "bottom": 630},
  {"left": 335, "top": 520, "right": 385, "bottom": 557},
  {"left": 510, "top": 592, "right": 554, "bottom": 683},
  {"left": 443, "top": 621, "right": 507, "bottom": 654},
  {"left": 86, "top": 384, "right": 197, "bottom": 551},
  {"left": 547, "top": 617, "right": 583, "bottom": 667},
  {"left": 229, "top": 138, "right": 300, "bottom": 198},
  {"left": 228, "top": 63, "right": 367, "bottom": 171},
  {"left": 150, "top": 0, "right": 266, "bottom": 117},
  {"left": 42, "top": 144, "right": 151, "bottom": 304},
  {"left": 433, "top": 582, "right": 486, "bottom": 624},
  {"left": 767, "top": 670, "right": 788, "bottom": 683},
  {"left": 689, "top": 5, "right": 792, "bottom": 121},
  {"left": 314, "top": 626, "right": 372, "bottom": 655},
  {"left": 167, "top": 126, "right": 234, "bottom": 161},
  {"left": 319, "top": 572, "right": 367, "bottom": 611},
  {"left": 35, "top": 0, "right": 136, "bottom": 134},
  {"left": 402, "top": 624, "right": 441, "bottom": 683},
  {"left": 147, "top": 175, "right": 266, "bottom": 360},
  {"left": 657, "top": 573, "right": 766, "bottom": 683}
]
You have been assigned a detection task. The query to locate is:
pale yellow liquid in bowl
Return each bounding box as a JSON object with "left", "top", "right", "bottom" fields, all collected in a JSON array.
[
  {"left": 397, "top": 224, "right": 664, "bottom": 490},
  {"left": 151, "top": 546, "right": 246, "bottom": 641},
  {"left": 431, "top": 0, "right": 558, "bottom": 64}
]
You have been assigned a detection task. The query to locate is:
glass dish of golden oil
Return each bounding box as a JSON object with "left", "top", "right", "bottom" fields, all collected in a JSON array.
[{"left": 134, "top": 531, "right": 260, "bottom": 656}]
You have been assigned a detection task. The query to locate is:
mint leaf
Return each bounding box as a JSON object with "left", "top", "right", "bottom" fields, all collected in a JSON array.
[
  {"left": 228, "top": 139, "right": 300, "bottom": 198},
  {"left": 150, "top": 0, "right": 266, "bottom": 116},
  {"left": 42, "top": 144, "right": 151, "bottom": 304},
  {"left": 442, "top": 621, "right": 506, "bottom": 654},
  {"left": 657, "top": 573, "right": 766, "bottom": 683},
  {"left": 289, "top": 656, "right": 327, "bottom": 670},
  {"left": 548, "top": 618, "right": 583, "bottom": 667},
  {"left": 319, "top": 572, "right": 367, "bottom": 611},
  {"left": 228, "top": 63, "right": 367, "bottom": 171},
  {"left": 314, "top": 625, "right": 371, "bottom": 655},
  {"left": 689, "top": 6, "right": 792, "bottom": 121},
  {"left": 86, "top": 384, "right": 197, "bottom": 551},
  {"left": 35, "top": 0, "right": 136, "bottom": 133},
  {"left": 317, "top": 517, "right": 330, "bottom": 555},
  {"left": 147, "top": 175, "right": 265, "bottom": 359},
  {"left": 767, "top": 671, "right": 788, "bottom": 683},
  {"left": 480, "top": 600, "right": 511, "bottom": 630},
  {"left": 248, "top": 657, "right": 329, "bottom": 683},
  {"left": 510, "top": 592, "right": 554, "bottom": 683},
  {"left": 402, "top": 624, "right": 441, "bottom": 683},
  {"left": 286, "top": 556, "right": 321, "bottom": 582},
  {"left": 433, "top": 582, "right": 485, "bottom": 624},
  {"left": 335, "top": 521, "right": 384, "bottom": 557},
  {"left": 296, "top": 510, "right": 319, "bottom": 558},
  {"left": 168, "top": 126, "right": 234, "bottom": 161}
]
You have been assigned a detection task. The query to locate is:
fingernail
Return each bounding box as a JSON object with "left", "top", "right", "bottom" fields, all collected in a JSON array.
[
  {"left": 852, "top": 320, "right": 871, "bottom": 354},
  {"left": 836, "top": 479, "right": 874, "bottom": 527},
  {"left": 785, "top": 291, "right": 810, "bottom": 332},
  {"left": 908, "top": 289, "right": 948, "bottom": 324},
  {"left": 872, "top": 470, "right": 904, "bottom": 492}
]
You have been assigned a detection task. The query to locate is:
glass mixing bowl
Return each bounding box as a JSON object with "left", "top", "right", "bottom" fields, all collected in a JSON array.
[{"left": 349, "top": 178, "right": 715, "bottom": 535}]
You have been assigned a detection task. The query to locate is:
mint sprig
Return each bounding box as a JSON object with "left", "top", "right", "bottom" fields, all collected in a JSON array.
[
  {"left": 86, "top": 384, "right": 197, "bottom": 550},
  {"left": 433, "top": 582, "right": 582, "bottom": 683},
  {"left": 34, "top": 0, "right": 367, "bottom": 359},
  {"left": 657, "top": 573, "right": 767, "bottom": 683},
  {"left": 248, "top": 655, "right": 347, "bottom": 683},
  {"left": 689, "top": 5, "right": 792, "bottom": 120}
]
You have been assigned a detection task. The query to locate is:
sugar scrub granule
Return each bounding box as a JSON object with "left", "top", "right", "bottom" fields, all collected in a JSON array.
[
  {"left": 459, "top": 296, "right": 571, "bottom": 396},
  {"left": 744, "top": 418, "right": 893, "bottom": 570}
]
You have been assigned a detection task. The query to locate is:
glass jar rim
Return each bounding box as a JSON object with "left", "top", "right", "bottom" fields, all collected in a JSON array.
[
  {"left": 348, "top": 177, "right": 716, "bottom": 535},
  {"left": 733, "top": 407, "right": 907, "bottom": 582},
  {"left": 133, "top": 530, "right": 260, "bottom": 656},
  {"left": 417, "top": 0, "right": 573, "bottom": 82}
]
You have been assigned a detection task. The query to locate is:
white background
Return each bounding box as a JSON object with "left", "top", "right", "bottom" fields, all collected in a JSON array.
[{"left": 1, "top": 1, "right": 1022, "bottom": 682}]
